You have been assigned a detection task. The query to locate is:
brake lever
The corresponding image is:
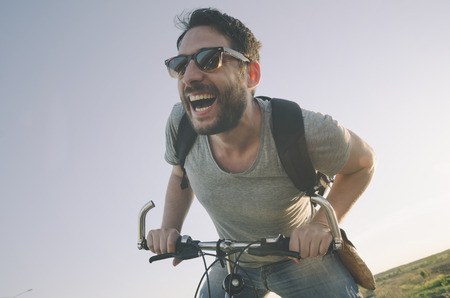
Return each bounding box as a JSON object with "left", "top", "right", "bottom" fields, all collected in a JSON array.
[
  {"left": 248, "top": 248, "right": 301, "bottom": 259},
  {"left": 149, "top": 253, "right": 178, "bottom": 263},
  {"left": 149, "top": 236, "right": 202, "bottom": 263}
]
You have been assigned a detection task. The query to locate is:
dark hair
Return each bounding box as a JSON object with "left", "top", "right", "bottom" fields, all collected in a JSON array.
[{"left": 175, "top": 8, "right": 262, "bottom": 63}]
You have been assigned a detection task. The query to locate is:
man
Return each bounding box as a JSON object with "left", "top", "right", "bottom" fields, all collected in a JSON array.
[{"left": 148, "top": 8, "right": 375, "bottom": 297}]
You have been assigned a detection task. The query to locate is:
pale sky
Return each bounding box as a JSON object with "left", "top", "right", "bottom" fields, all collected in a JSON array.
[{"left": 1, "top": 1, "right": 450, "bottom": 297}]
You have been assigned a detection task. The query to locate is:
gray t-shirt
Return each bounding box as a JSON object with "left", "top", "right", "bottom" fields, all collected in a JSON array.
[{"left": 164, "top": 98, "right": 351, "bottom": 266}]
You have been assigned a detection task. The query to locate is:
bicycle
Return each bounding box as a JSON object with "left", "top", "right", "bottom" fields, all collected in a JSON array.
[{"left": 137, "top": 194, "right": 344, "bottom": 298}]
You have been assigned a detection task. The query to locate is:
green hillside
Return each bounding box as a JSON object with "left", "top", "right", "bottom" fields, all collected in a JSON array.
[{"left": 360, "top": 249, "right": 450, "bottom": 297}]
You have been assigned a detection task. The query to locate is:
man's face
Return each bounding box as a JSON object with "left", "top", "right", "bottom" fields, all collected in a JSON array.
[{"left": 177, "top": 26, "right": 249, "bottom": 135}]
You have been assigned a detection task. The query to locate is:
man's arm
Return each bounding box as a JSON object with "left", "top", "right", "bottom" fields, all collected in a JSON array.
[
  {"left": 313, "top": 130, "right": 376, "bottom": 224},
  {"left": 147, "top": 165, "right": 194, "bottom": 265},
  {"left": 290, "top": 130, "right": 376, "bottom": 259}
]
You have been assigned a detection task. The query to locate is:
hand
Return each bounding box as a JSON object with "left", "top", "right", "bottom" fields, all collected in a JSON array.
[
  {"left": 289, "top": 223, "right": 332, "bottom": 262},
  {"left": 147, "top": 228, "right": 182, "bottom": 266}
]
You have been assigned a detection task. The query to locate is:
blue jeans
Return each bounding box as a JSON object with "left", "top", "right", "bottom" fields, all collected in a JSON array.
[{"left": 199, "top": 251, "right": 362, "bottom": 297}]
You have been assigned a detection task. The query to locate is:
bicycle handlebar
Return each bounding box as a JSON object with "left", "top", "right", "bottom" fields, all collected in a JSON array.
[
  {"left": 148, "top": 234, "right": 301, "bottom": 263},
  {"left": 137, "top": 194, "right": 343, "bottom": 254}
]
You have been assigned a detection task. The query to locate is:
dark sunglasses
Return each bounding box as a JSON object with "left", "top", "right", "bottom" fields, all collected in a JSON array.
[{"left": 165, "top": 47, "right": 250, "bottom": 79}]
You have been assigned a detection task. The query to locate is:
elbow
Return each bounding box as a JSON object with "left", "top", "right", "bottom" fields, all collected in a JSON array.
[
  {"left": 361, "top": 147, "right": 376, "bottom": 173},
  {"left": 345, "top": 130, "right": 377, "bottom": 176}
]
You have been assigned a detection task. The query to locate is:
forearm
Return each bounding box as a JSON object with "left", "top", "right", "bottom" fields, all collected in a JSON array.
[
  {"left": 161, "top": 166, "right": 194, "bottom": 232},
  {"left": 312, "top": 166, "right": 374, "bottom": 226}
]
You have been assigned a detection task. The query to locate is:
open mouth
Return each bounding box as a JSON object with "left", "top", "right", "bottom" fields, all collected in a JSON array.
[{"left": 189, "top": 93, "right": 217, "bottom": 112}]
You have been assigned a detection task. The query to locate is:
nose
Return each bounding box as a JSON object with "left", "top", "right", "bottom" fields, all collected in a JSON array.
[{"left": 181, "top": 59, "right": 204, "bottom": 85}]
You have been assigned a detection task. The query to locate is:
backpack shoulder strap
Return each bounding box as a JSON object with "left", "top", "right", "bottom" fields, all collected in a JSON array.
[
  {"left": 175, "top": 112, "right": 197, "bottom": 189},
  {"left": 269, "top": 97, "right": 318, "bottom": 193}
]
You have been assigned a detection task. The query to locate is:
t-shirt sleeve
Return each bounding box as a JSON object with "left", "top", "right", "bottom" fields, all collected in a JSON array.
[
  {"left": 302, "top": 109, "right": 352, "bottom": 177},
  {"left": 164, "top": 103, "right": 185, "bottom": 166}
]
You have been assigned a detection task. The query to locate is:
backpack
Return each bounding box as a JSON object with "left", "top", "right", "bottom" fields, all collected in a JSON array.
[{"left": 175, "top": 97, "right": 332, "bottom": 196}]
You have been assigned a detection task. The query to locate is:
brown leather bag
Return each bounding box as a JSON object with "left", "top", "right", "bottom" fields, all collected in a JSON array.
[{"left": 337, "top": 229, "right": 376, "bottom": 290}]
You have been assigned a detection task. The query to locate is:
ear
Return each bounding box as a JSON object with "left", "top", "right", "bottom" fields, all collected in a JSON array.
[{"left": 247, "top": 61, "right": 261, "bottom": 89}]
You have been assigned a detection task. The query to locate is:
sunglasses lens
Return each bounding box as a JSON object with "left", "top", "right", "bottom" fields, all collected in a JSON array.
[
  {"left": 168, "top": 56, "right": 188, "bottom": 78},
  {"left": 166, "top": 48, "right": 223, "bottom": 78},
  {"left": 196, "top": 48, "right": 221, "bottom": 71}
]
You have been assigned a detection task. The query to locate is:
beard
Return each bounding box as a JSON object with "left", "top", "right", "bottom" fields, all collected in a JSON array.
[{"left": 181, "top": 82, "right": 248, "bottom": 135}]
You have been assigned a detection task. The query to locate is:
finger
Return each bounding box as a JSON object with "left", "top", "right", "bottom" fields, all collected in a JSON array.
[
  {"left": 146, "top": 232, "right": 154, "bottom": 252},
  {"left": 300, "top": 233, "right": 311, "bottom": 258},
  {"left": 309, "top": 239, "right": 320, "bottom": 258},
  {"left": 289, "top": 233, "right": 300, "bottom": 253},
  {"left": 291, "top": 228, "right": 311, "bottom": 258},
  {"left": 148, "top": 230, "right": 163, "bottom": 255},
  {"left": 288, "top": 256, "right": 301, "bottom": 264},
  {"left": 167, "top": 232, "right": 179, "bottom": 253},
  {"left": 173, "top": 258, "right": 183, "bottom": 267},
  {"left": 153, "top": 235, "right": 162, "bottom": 255},
  {"left": 319, "top": 234, "right": 333, "bottom": 256},
  {"left": 159, "top": 233, "right": 168, "bottom": 254},
  {"left": 289, "top": 231, "right": 302, "bottom": 263},
  {"left": 148, "top": 231, "right": 161, "bottom": 254}
]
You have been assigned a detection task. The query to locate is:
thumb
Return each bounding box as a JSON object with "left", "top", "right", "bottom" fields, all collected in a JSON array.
[
  {"left": 288, "top": 256, "right": 301, "bottom": 264},
  {"left": 173, "top": 258, "right": 183, "bottom": 267}
]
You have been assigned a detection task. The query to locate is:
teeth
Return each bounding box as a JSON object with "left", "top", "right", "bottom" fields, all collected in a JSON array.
[
  {"left": 195, "top": 106, "right": 210, "bottom": 112},
  {"left": 189, "top": 93, "right": 216, "bottom": 112},
  {"left": 189, "top": 93, "right": 215, "bottom": 102}
]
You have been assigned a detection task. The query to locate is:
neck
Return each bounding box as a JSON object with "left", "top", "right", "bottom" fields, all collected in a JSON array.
[{"left": 208, "top": 99, "right": 261, "bottom": 173}]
